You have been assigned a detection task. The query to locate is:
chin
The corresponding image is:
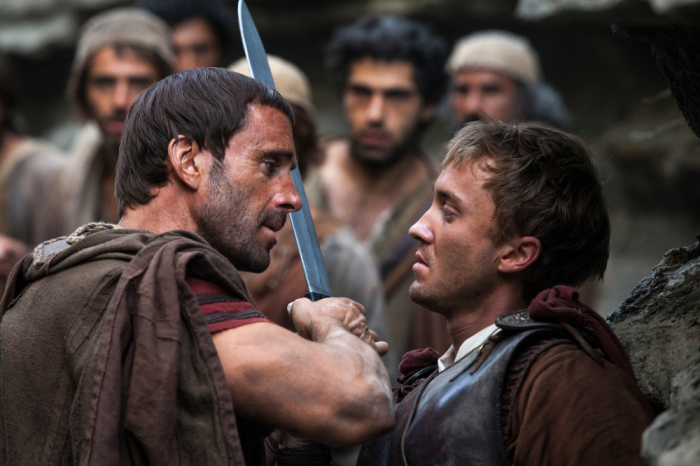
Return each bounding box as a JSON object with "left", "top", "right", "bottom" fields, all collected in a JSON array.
[
  {"left": 409, "top": 283, "right": 430, "bottom": 307},
  {"left": 410, "top": 283, "right": 449, "bottom": 316}
]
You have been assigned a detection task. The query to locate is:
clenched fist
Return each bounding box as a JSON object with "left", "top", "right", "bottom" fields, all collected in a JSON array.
[{"left": 288, "top": 297, "right": 389, "bottom": 357}]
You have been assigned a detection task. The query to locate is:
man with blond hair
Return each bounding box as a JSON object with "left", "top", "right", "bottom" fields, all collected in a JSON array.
[{"left": 359, "top": 121, "right": 653, "bottom": 465}]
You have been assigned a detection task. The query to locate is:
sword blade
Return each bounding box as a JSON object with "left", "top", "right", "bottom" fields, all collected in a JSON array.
[{"left": 238, "top": 0, "right": 333, "bottom": 301}]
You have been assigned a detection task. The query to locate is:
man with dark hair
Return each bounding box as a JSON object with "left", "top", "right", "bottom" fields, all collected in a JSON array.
[
  {"left": 230, "top": 56, "right": 396, "bottom": 466},
  {"left": 51, "top": 8, "right": 174, "bottom": 237},
  {"left": 358, "top": 121, "right": 654, "bottom": 466},
  {"left": 139, "top": 0, "right": 234, "bottom": 72},
  {"left": 0, "top": 67, "right": 394, "bottom": 465},
  {"left": 307, "top": 15, "right": 451, "bottom": 361},
  {"left": 229, "top": 55, "right": 393, "bottom": 360},
  {"left": 0, "top": 51, "right": 66, "bottom": 289},
  {"left": 446, "top": 30, "right": 570, "bottom": 129}
]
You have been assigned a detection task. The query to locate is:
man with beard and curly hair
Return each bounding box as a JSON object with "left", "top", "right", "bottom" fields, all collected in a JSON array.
[{"left": 306, "top": 15, "right": 451, "bottom": 361}]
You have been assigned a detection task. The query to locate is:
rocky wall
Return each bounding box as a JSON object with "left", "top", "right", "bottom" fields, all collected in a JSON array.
[{"left": 608, "top": 238, "right": 700, "bottom": 466}]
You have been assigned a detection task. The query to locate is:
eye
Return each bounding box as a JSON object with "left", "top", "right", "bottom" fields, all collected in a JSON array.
[
  {"left": 441, "top": 205, "right": 455, "bottom": 221},
  {"left": 193, "top": 43, "right": 214, "bottom": 56},
  {"left": 482, "top": 84, "right": 502, "bottom": 96},
  {"left": 129, "top": 78, "right": 153, "bottom": 91},
  {"left": 92, "top": 77, "right": 114, "bottom": 91},
  {"left": 384, "top": 89, "right": 412, "bottom": 103},
  {"left": 346, "top": 85, "right": 373, "bottom": 100},
  {"left": 263, "top": 160, "right": 281, "bottom": 175},
  {"left": 451, "top": 85, "right": 469, "bottom": 96}
]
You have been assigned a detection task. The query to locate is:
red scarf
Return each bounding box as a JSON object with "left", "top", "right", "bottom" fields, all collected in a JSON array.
[
  {"left": 528, "top": 285, "right": 635, "bottom": 381},
  {"left": 397, "top": 286, "right": 636, "bottom": 383}
]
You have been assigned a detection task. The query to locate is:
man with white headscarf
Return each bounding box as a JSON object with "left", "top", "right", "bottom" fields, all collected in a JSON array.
[{"left": 446, "top": 30, "right": 570, "bottom": 129}]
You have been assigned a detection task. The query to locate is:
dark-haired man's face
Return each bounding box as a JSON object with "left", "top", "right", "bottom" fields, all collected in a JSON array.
[
  {"left": 86, "top": 46, "right": 159, "bottom": 143},
  {"left": 171, "top": 17, "right": 220, "bottom": 72},
  {"left": 343, "top": 58, "right": 434, "bottom": 166},
  {"left": 408, "top": 160, "right": 501, "bottom": 317},
  {"left": 449, "top": 70, "right": 521, "bottom": 128},
  {"left": 194, "top": 104, "right": 301, "bottom": 272}
]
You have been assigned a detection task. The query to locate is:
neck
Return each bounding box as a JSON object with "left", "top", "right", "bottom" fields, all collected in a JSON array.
[
  {"left": 447, "top": 283, "right": 529, "bottom": 353},
  {"left": 118, "top": 183, "right": 196, "bottom": 234}
]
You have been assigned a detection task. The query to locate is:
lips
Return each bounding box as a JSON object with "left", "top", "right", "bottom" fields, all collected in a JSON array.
[
  {"left": 263, "top": 222, "right": 283, "bottom": 233},
  {"left": 359, "top": 130, "right": 389, "bottom": 147},
  {"left": 415, "top": 249, "right": 429, "bottom": 267},
  {"left": 107, "top": 119, "right": 125, "bottom": 134},
  {"left": 413, "top": 249, "right": 430, "bottom": 275},
  {"left": 260, "top": 210, "right": 287, "bottom": 234}
]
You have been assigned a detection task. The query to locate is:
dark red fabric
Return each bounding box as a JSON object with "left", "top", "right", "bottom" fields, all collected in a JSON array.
[
  {"left": 186, "top": 277, "right": 269, "bottom": 333},
  {"left": 528, "top": 285, "right": 635, "bottom": 381},
  {"left": 397, "top": 347, "right": 440, "bottom": 383}
]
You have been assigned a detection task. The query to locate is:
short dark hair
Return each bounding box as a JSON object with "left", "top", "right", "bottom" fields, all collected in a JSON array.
[
  {"left": 75, "top": 43, "right": 173, "bottom": 118},
  {"left": 444, "top": 121, "right": 610, "bottom": 297},
  {"left": 325, "top": 15, "right": 449, "bottom": 105},
  {"left": 116, "top": 67, "right": 293, "bottom": 217},
  {"left": 138, "top": 0, "right": 234, "bottom": 51}
]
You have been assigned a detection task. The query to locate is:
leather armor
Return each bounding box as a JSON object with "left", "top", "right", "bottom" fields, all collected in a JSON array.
[{"left": 358, "top": 310, "right": 602, "bottom": 466}]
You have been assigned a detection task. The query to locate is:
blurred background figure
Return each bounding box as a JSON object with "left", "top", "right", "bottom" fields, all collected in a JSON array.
[
  {"left": 54, "top": 8, "right": 173, "bottom": 235},
  {"left": 305, "top": 15, "right": 451, "bottom": 360},
  {"left": 139, "top": 0, "right": 234, "bottom": 71},
  {"left": 230, "top": 56, "right": 394, "bottom": 466},
  {"left": 447, "top": 30, "right": 570, "bottom": 129},
  {"left": 0, "top": 50, "right": 66, "bottom": 290}
]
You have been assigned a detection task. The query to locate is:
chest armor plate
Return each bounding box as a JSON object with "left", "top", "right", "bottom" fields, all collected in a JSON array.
[{"left": 359, "top": 315, "right": 585, "bottom": 466}]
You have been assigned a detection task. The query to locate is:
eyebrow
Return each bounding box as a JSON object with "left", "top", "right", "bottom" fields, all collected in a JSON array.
[
  {"left": 435, "top": 187, "right": 464, "bottom": 210},
  {"left": 261, "top": 150, "right": 294, "bottom": 160},
  {"left": 261, "top": 149, "right": 297, "bottom": 170},
  {"left": 346, "top": 82, "right": 417, "bottom": 94}
]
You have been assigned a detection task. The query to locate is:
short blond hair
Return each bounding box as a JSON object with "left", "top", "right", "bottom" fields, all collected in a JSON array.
[{"left": 444, "top": 121, "right": 609, "bottom": 297}]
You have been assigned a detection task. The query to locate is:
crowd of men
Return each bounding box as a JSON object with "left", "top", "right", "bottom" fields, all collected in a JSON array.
[{"left": 0, "top": 1, "right": 655, "bottom": 465}]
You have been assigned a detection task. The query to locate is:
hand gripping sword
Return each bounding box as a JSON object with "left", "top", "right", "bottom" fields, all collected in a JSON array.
[{"left": 238, "top": 0, "right": 333, "bottom": 302}]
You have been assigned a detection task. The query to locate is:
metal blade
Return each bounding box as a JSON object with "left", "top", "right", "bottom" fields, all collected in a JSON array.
[{"left": 238, "top": 0, "right": 333, "bottom": 301}]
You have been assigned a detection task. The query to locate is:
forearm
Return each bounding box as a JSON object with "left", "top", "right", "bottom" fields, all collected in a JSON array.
[{"left": 214, "top": 322, "right": 394, "bottom": 446}]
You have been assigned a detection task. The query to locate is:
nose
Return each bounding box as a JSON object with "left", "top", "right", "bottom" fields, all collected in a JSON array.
[
  {"left": 463, "top": 91, "right": 484, "bottom": 117},
  {"left": 113, "top": 80, "right": 130, "bottom": 110},
  {"left": 366, "top": 92, "right": 385, "bottom": 123},
  {"left": 177, "top": 51, "right": 198, "bottom": 73},
  {"left": 409, "top": 208, "right": 434, "bottom": 244},
  {"left": 277, "top": 169, "right": 302, "bottom": 213}
]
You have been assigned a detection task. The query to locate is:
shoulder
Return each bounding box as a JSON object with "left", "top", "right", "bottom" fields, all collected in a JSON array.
[
  {"left": 506, "top": 342, "right": 654, "bottom": 466},
  {"left": 185, "top": 277, "right": 269, "bottom": 334}
]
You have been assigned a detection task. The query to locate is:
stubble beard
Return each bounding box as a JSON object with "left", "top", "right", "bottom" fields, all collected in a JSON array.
[
  {"left": 194, "top": 169, "right": 283, "bottom": 273},
  {"left": 349, "top": 121, "right": 425, "bottom": 170},
  {"left": 409, "top": 247, "right": 497, "bottom": 320}
]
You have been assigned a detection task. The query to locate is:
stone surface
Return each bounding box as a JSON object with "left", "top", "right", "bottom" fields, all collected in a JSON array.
[
  {"left": 607, "top": 237, "right": 700, "bottom": 410},
  {"left": 0, "top": 0, "right": 128, "bottom": 55},
  {"left": 598, "top": 91, "right": 700, "bottom": 214},
  {"left": 641, "top": 358, "right": 700, "bottom": 466},
  {"left": 516, "top": 0, "right": 700, "bottom": 21},
  {"left": 612, "top": 25, "right": 700, "bottom": 140},
  {"left": 608, "top": 238, "right": 700, "bottom": 465}
]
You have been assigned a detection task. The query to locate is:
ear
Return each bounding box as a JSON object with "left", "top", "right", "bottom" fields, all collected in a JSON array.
[
  {"left": 167, "top": 135, "right": 204, "bottom": 191},
  {"left": 496, "top": 236, "right": 541, "bottom": 274}
]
